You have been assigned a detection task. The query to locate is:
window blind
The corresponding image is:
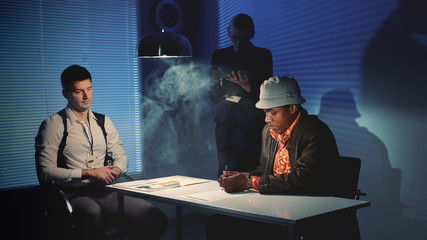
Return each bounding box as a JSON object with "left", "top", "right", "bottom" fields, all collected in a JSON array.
[
  {"left": 0, "top": 0, "right": 142, "bottom": 189},
  {"left": 216, "top": 0, "right": 393, "bottom": 113}
]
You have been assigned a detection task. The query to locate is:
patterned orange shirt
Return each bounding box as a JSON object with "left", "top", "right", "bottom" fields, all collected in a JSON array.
[{"left": 250, "top": 113, "right": 301, "bottom": 190}]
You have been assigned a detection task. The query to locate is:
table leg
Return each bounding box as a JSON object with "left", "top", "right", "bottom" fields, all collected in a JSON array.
[
  {"left": 176, "top": 206, "right": 183, "bottom": 240},
  {"left": 289, "top": 225, "right": 303, "bottom": 240},
  {"left": 288, "top": 225, "right": 294, "bottom": 240}
]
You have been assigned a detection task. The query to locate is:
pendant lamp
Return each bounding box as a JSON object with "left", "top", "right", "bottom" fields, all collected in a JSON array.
[
  {"left": 137, "top": 0, "right": 192, "bottom": 58},
  {"left": 137, "top": 29, "right": 192, "bottom": 58}
]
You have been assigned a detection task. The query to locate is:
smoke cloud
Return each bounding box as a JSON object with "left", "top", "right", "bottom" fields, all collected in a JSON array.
[{"left": 142, "top": 60, "right": 218, "bottom": 180}]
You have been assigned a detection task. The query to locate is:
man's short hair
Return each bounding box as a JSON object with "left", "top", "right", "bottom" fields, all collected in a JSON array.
[
  {"left": 229, "top": 13, "right": 255, "bottom": 36},
  {"left": 61, "top": 65, "right": 92, "bottom": 91}
]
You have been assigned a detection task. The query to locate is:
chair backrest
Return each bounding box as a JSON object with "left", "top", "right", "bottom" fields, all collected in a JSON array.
[{"left": 332, "top": 156, "right": 363, "bottom": 199}]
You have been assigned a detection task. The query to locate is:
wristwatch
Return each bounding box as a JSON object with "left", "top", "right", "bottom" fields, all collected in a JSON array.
[{"left": 244, "top": 172, "right": 251, "bottom": 190}]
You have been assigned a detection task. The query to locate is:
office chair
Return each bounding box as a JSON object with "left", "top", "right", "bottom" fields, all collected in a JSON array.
[
  {"left": 333, "top": 156, "right": 367, "bottom": 200},
  {"left": 329, "top": 156, "right": 367, "bottom": 240},
  {"left": 40, "top": 184, "right": 75, "bottom": 240},
  {"left": 40, "top": 183, "right": 132, "bottom": 240}
]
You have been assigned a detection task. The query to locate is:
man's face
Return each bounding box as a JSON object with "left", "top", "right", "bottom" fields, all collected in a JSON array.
[
  {"left": 64, "top": 78, "right": 93, "bottom": 112},
  {"left": 228, "top": 26, "right": 252, "bottom": 52},
  {"left": 264, "top": 106, "right": 295, "bottom": 134}
]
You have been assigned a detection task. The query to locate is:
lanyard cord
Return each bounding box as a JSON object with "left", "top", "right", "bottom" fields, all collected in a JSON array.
[{"left": 82, "top": 120, "right": 94, "bottom": 155}]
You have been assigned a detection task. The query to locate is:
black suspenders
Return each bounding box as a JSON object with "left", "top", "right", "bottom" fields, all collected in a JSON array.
[{"left": 57, "top": 109, "right": 109, "bottom": 168}]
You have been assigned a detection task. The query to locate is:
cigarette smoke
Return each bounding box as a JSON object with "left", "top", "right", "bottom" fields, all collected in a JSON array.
[{"left": 142, "top": 60, "right": 217, "bottom": 179}]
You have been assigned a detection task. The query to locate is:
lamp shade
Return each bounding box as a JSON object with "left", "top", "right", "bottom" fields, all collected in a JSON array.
[{"left": 137, "top": 31, "right": 192, "bottom": 58}]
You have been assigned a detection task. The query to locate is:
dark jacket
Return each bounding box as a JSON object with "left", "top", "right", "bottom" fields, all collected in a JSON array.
[
  {"left": 210, "top": 43, "right": 272, "bottom": 176},
  {"left": 249, "top": 108, "right": 340, "bottom": 195},
  {"left": 209, "top": 43, "right": 272, "bottom": 123}
]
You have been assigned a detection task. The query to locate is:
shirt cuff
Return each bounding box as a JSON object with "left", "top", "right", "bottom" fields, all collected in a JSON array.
[
  {"left": 250, "top": 176, "right": 260, "bottom": 190},
  {"left": 71, "top": 169, "right": 82, "bottom": 181}
]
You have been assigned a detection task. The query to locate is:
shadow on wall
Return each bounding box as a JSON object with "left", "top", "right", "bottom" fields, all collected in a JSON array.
[
  {"left": 317, "top": 89, "right": 404, "bottom": 240},
  {"left": 141, "top": 59, "right": 218, "bottom": 180},
  {"left": 361, "top": 0, "right": 427, "bottom": 239},
  {"left": 362, "top": 0, "right": 427, "bottom": 109}
]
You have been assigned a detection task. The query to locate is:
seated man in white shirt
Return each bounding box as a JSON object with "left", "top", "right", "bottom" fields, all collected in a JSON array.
[{"left": 35, "top": 64, "right": 168, "bottom": 240}]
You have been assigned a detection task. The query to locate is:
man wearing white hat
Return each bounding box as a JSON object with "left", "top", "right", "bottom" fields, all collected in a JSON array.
[
  {"left": 208, "top": 76, "right": 343, "bottom": 240},
  {"left": 218, "top": 76, "right": 339, "bottom": 195}
]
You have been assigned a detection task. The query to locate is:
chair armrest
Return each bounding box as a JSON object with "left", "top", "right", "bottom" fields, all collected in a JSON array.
[
  {"left": 355, "top": 189, "right": 367, "bottom": 200},
  {"left": 40, "top": 184, "right": 73, "bottom": 216}
]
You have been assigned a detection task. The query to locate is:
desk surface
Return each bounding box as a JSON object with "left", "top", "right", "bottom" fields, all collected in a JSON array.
[{"left": 107, "top": 175, "right": 370, "bottom": 226}]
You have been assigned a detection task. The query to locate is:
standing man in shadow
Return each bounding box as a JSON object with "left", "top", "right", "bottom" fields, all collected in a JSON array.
[{"left": 210, "top": 13, "right": 273, "bottom": 177}]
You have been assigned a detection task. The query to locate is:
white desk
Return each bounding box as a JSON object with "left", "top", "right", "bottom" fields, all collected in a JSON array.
[{"left": 107, "top": 175, "right": 370, "bottom": 240}]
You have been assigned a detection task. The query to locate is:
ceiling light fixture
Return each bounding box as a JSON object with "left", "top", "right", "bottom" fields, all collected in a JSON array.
[{"left": 137, "top": 0, "right": 192, "bottom": 58}]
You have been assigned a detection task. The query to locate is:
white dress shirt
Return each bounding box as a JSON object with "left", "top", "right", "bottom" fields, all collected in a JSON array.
[{"left": 35, "top": 107, "right": 128, "bottom": 188}]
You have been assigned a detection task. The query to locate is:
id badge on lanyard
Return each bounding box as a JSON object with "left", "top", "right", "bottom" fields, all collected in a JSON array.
[
  {"left": 87, "top": 154, "right": 101, "bottom": 168},
  {"left": 82, "top": 120, "right": 101, "bottom": 168}
]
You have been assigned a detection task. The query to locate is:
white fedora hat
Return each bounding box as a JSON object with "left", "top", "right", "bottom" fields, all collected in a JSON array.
[{"left": 255, "top": 76, "right": 306, "bottom": 109}]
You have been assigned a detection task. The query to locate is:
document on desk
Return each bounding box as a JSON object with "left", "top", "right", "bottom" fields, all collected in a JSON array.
[
  {"left": 111, "top": 175, "right": 210, "bottom": 192},
  {"left": 182, "top": 190, "right": 256, "bottom": 202}
]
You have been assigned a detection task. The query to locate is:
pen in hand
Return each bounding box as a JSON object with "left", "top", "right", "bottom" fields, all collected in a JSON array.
[
  {"left": 218, "top": 165, "right": 228, "bottom": 183},
  {"left": 222, "top": 165, "right": 233, "bottom": 177}
]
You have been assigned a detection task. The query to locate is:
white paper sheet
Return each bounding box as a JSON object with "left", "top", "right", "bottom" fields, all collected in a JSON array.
[{"left": 111, "top": 175, "right": 210, "bottom": 192}]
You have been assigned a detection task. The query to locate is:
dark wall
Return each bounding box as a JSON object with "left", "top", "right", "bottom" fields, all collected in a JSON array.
[{"left": 137, "top": 0, "right": 218, "bottom": 62}]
